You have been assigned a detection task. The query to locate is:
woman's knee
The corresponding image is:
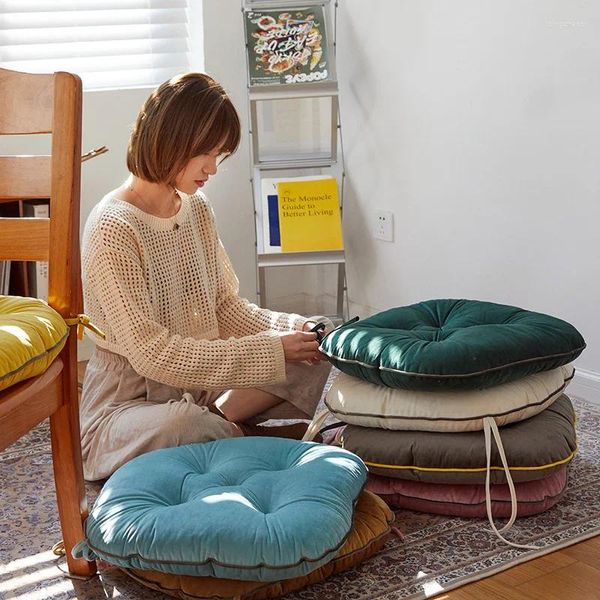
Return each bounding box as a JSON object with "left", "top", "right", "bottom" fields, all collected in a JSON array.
[{"left": 159, "top": 397, "right": 240, "bottom": 444}]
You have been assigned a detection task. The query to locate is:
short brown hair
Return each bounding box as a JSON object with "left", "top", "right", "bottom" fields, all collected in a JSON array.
[{"left": 127, "top": 72, "right": 241, "bottom": 186}]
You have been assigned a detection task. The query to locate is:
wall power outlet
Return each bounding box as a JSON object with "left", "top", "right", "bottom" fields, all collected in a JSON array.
[{"left": 374, "top": 209, "right": 394, "bottom": 242}]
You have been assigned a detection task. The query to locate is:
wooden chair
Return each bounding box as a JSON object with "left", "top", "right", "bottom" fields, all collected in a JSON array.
[{"left": 0, "top": 67, "right": 96, "bottom": 577}]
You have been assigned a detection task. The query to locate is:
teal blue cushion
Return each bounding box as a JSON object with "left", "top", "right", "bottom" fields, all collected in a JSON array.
[
  {"left": 320, "top": 299, "right": 585, "bottom": 390},
  {"left": 72, "top": 437, "right": 367, "bottom": 581}
]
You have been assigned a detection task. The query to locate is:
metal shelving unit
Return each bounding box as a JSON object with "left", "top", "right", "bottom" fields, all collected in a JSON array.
[{"left": 242, "top": 0, "right": 347, "bottom": 320}]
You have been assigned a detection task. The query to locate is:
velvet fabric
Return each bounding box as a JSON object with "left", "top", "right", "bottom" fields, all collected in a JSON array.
[
  {"left": 121, "top": 491, "right": 393, "bottom": 600},
  {"left": 368, "top": 467, "right": 568, "bottom": 518},
  {"left": 0, "top": 295, "right": 68, "bottom": 391},
  {"left": 321, "top": 299, "right": 585, "bottom": 390},
  {"left": 325, "top": 365, "right": 573, "bottom": 431},
  {"left": 73, "top": 437, "right": 367, "bottom": 581},
  {"left": 340, "top": 395, "right": 576, "bottom": 484}
]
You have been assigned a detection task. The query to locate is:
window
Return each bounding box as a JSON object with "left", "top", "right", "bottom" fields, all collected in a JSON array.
[{"left": 0, "top": 0, "right": 194, "bottom": 90}]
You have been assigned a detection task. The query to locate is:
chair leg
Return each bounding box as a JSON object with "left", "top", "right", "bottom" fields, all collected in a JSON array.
[{"left": 49, "top": 339, "right": 96, "bottom": 577}]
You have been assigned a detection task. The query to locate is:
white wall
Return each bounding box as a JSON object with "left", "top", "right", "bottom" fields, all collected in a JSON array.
[
  {"left": 333, "top": 1, "right": 600, "bottom": 377},
  {"left": 201, "top": 0, "right": 257, "bottom": 304}
]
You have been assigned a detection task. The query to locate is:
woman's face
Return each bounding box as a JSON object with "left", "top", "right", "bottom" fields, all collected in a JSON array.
[{"left": 175, "top": 149, "right": 226, "bottom": 194}]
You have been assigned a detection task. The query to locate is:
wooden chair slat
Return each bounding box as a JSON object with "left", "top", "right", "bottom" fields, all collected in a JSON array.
[
  {"left": 0, "top": 218, "right": 49, "bottom": 261},
  {"left": 0, "top": 69, "right": 54, "bottom": 134},
  {"left": 0, "top": 156, "right": 51, "bottom": 199},
  {"left": 49, "top": 72, "right": 82, "bottom": 315}
]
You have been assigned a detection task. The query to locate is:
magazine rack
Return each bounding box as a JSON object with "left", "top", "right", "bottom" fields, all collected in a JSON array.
[{"left": 242, "top": 0, "right": 347, "bottom": 320}]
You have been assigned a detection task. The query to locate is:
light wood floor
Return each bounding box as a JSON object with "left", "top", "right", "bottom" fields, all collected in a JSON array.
[
  {"left": 76, "top": 362, "right": 599, "bottom": 599},
  {"left": 437, "top": 534, "right": 600, "bottom": 599}
]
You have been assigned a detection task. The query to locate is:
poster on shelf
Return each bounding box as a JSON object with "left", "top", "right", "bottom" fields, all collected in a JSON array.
[{"left": 244, "top": 6, "right": 332, "bottom": 86}]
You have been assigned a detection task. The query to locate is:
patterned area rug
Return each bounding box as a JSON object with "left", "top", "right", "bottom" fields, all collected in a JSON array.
[{"left": 1, "top": 395, "right": 599, "bottom": 600}]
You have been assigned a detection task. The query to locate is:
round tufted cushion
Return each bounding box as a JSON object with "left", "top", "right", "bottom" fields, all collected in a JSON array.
[
  {"left": 0, "top": 295, "right": 68, "bottom": 392},
  {"left": 73, "top": 437, "right": 368, "bottom": 581},
  {"left": 325, "top": 365, "right": 574, "bottom": 432},
  {"left": 367, "top": 467, "right": 568, "bottom": 518},
  {"left": 320, "top": 299, "right": 585, "bottom": 390},
  {"left": 339, "top": 394, "right": 576, "bottom": 484},
  {"left": 121, "top": 490, "right": 393, "bottom": 600}
]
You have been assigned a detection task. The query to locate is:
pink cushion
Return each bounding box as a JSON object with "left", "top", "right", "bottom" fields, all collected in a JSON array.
[{"left": 368, "top": 466, "right": 568, "bottom": 518}]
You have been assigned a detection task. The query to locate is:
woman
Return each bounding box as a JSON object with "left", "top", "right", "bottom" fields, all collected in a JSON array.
[{"left": 80, "top": 72, "right": 331, "bottom": 481}]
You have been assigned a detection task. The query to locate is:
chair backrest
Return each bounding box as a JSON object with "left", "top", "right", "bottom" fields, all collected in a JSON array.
[{"left": 0, "top": 68, "right": 83, "bottom": 318}]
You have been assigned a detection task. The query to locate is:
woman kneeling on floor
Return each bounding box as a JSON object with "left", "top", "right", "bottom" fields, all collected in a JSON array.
[{"left": 80, "top": 72, "right": 331, "bottom": 481}]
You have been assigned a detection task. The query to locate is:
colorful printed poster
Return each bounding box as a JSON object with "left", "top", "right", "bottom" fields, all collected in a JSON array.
[
  {"left": 276, "top": 178, "right": 343, "bottom": 252},
  {"left": 244, "top": 6, "right": 331, "bottom": 85}
]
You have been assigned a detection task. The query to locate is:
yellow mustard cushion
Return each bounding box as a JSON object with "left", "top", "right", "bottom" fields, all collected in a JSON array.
[{"left": 0, "top": 295, "right": 69, "bottom": 392}]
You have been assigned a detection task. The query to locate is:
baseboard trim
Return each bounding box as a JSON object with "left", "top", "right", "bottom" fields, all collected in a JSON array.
[{"left": 570, "top": 368, "right": 600, "bottom": 406}]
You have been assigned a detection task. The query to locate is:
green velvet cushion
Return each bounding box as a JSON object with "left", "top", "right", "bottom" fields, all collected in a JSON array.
[{"left": 320, "top": 299, "right": 585, "bottom": 390}]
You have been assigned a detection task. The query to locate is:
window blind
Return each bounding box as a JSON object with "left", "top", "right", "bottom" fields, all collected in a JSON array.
[{"left": 0, "top": 0, "right": 191, "bottom": 90}]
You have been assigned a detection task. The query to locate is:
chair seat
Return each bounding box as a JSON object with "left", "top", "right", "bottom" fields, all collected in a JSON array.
[
  {"left": 0, "top": 359, "right": 63, "bottom": 449},
  {"left": 0, "top": 295, "right": 68, "bottom": 392}
]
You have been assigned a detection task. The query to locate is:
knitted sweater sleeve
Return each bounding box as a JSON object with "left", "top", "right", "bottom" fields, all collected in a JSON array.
[
  {"left": 207, "top": 206, "right": 308, "bottom": 337},
  {"left": 215, "top": 240, "right": 308, "bottom": 337},
  {"left": 87, "top": 221, "right": 287, "bottom": 391}
]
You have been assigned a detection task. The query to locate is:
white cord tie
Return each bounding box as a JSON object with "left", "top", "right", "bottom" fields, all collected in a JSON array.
[
  {"left": 483, "top": 416, "right": 541, "bottom": 550},
  {"left": 302, "top": 409, "right": 331, "bottom": 441}
]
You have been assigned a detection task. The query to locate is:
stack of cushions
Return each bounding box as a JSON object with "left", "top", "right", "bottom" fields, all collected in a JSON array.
[
  {"left": 319, "top": 299, "right": 585, "bottom": 541},
  {"left": 73, "top": 437, "right": 394, "bottom": 600}
]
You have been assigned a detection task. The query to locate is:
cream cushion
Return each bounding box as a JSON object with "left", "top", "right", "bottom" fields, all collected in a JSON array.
[{"left": 326, "top": 365, "right": 573, "bottom": 432}]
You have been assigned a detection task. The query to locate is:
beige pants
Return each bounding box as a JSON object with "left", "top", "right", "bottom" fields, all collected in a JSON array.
[{"left": 80, "top": 347, "right": 331, "bottom": 481}]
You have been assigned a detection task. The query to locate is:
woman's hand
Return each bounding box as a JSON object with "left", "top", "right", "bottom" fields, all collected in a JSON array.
[
  {"left": 279, "top": 331, "right": 321, "bottom": 363},
  {"left": 301, "top": 320, "right": 331, "bottom": 364}
]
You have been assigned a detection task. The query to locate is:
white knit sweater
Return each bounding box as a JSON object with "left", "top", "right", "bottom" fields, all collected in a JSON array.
[{"left": 81, "top": 190, "right": 307, "bottom": 390}]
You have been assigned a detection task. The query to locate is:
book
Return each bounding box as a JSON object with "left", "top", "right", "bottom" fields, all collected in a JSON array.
[
  {"left": 258, "top": 176, "right": 343, "bottom": 253},
  {"left": 259, "top": 175, "right": 330, "bottom": 253},
  {"left": 244, "top": 6, "right": 332, "bottom": 86},
  {"left": 277, "top": 178, "right": 343, "bottom": 252}
]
